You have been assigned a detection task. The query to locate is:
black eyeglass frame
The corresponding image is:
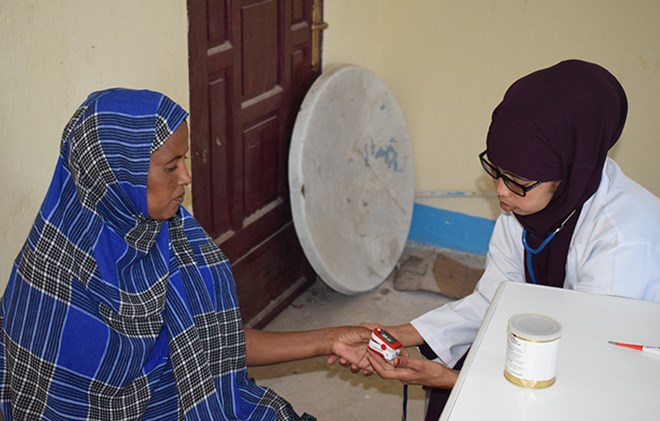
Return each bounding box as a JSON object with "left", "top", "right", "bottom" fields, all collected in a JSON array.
[{"left": 479, "top": 150, "right": 542, "bottom": 197}]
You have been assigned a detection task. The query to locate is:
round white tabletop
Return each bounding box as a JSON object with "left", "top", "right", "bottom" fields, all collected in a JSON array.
[{"left": 289, "top": 64, "right": 414, "bottom": 294}]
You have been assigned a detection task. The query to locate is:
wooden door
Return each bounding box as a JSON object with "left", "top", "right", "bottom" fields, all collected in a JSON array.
[{"left": 187, "top": 0, "right": 325, "bottom": 327}]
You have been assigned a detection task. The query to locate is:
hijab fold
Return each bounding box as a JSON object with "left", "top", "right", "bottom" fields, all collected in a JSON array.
[{"left": 486, "top": 60, "right": 628, "bottom": 287}]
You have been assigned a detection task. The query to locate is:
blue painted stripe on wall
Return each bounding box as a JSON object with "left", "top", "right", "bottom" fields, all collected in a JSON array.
[{"left": 407, "top": 203, "right": 496, "bottom": 256}]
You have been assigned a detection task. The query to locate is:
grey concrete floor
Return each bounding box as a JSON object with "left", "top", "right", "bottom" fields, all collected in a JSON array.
[{"left": 248, "top": 246, "right": 479, "bottom": 420}]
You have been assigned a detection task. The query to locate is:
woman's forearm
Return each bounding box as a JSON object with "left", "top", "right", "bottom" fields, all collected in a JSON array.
[
  {"left": 244, "top": 327, "right": 331, "bottom": 366},
  {"left": 244, "top": 326, "right": 371, "bottom": 367}
]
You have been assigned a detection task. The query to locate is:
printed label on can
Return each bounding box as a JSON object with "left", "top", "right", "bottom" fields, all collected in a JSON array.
[
  {"left": 504, "top": 313, "right": 562, "bottom": 388},
  {"left": 505, "top": 332, "right": 559, "bottom": 382}
]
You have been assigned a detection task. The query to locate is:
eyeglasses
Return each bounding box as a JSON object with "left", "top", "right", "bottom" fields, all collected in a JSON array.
[{"left": 479, "top": 150, "right": 542, "bottom": 197}]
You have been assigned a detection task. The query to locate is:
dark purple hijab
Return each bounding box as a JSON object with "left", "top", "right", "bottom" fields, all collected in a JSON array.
[{"left": 486, "top": 59, "right": 628, "bottom": 287}]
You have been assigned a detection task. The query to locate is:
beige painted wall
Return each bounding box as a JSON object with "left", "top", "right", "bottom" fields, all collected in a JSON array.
[
  {"left": 0, "top": 1, "right": 189, "bottom": 290},
  {"left": 2, "top": 1, "right": 660, "bottom": 290},
  {"left": 324, "top": 0, "right": 660, "bottom": 219}
]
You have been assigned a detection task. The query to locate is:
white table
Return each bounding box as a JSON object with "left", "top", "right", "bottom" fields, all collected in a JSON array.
[{"left": 440, "top": 282, "right": 660, "bottom": 421}]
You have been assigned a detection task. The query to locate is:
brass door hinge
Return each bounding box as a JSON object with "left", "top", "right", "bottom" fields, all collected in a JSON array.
[{"left": 311, "top": 0, "right": 328, "bottom": 72}]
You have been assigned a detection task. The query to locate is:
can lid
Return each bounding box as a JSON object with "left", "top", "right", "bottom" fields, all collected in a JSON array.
[{"left": 508, "top": 313, "right": 562, "bottom": 341}]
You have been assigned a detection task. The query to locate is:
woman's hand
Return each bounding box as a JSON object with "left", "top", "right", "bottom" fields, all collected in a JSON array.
[
  {"left": 326, "top": 326, "right": 373, "bottom": 374},
  {"left": 366, "top": 350, "right": 459, "bottom": 389}
]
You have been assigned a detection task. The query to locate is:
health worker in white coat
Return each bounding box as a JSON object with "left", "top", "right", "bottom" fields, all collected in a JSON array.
[{"left": 364, "top": 59, "right": 660, "bottom": 421}]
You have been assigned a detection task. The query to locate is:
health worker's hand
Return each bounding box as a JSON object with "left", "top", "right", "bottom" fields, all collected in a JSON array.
[{"left": 366, "top": 349, "right": 459, "bottom": 389}]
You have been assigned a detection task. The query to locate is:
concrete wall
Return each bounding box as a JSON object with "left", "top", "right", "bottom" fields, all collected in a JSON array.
[
  {"left": 324, "top": 0, "right": 660, "bottom": 221},
  {"left": 0, "top": 1, "right": 189, "bottom": 291}
]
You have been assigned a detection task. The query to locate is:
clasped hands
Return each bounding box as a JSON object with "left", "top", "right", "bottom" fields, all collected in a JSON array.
[{"left": 328, "top": 323, "right": 459, "bottom": 389}]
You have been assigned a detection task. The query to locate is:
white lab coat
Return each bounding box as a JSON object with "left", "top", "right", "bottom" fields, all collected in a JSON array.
[{"left": 411, "top": 158, "right": 660, "bottom": 367}]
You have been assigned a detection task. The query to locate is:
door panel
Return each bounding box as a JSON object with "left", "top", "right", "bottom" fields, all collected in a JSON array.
[
  {"left": 242, "top": 2, "right": 279, "bottom": 96},
  {"left": 243, "top": 117, "right": 279, "bottom": 214},
  {"left": 208, "top": 79, "right": 231, "bottom": 234},
  {"left": 188, "top": 0, "right": 322, "bottom": 327}
]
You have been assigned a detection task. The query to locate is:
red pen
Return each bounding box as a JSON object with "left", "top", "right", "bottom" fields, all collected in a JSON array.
[{"left": 608, "top": 341, "right": 660, "bottom": 356}]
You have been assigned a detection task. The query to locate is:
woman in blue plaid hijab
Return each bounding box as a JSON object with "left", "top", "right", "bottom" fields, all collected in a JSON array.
[{"left": 0, "top": 89, "right": 369, "bottom": 420}]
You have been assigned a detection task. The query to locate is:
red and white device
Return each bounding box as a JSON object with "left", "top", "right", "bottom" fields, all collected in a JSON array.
[{"left": 368, "top": 327, "right": 403, "bottom": 361}]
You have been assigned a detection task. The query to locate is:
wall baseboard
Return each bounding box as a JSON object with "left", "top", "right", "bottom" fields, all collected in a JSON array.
[{"left": 407, "top": 203, "right": 495, "bottom": 256}]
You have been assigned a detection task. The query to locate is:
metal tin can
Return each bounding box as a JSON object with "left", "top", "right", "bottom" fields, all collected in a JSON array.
[{"left": 504, "top": 313, "right": 562, "bottom": 389}]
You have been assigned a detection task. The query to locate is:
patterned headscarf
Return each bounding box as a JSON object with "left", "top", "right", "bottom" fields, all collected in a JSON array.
[
  {"left": 486, "top": 60, "right": 628, "bottom": 286},
  {"left": 0, "top": 89, "right": 300, "bottom": 420}
]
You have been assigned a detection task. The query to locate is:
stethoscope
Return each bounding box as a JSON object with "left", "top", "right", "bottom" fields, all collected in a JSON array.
[{"left": 521, "top": 209, "right": 577, "bottom": 284}]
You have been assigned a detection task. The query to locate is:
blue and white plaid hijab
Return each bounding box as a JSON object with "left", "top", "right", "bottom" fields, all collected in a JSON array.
[{"left": 0, "top": 89, "right": 301, "bottom": 420}]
